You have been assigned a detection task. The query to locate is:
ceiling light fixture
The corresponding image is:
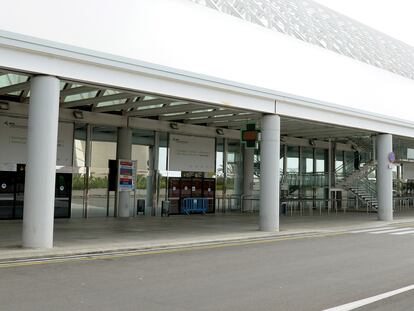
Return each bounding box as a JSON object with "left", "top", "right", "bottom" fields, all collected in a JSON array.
[
  {"left": 0, "top": 102, "right": 9, "bottom": 110},
  {"left": 170, "top": 122, "right": 179, "bottom": 130},
  {"left": 73, "top": 110, "right": 84, "bottom": 119},
  {"left": 216, "top": 128, "right": 224, "bottom": 135}
]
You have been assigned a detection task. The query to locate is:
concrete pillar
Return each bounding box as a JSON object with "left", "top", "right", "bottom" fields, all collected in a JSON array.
[
  {"left": 223, "top": 138, "right": 228, "bottom": 211},
  {"left": 376, "top": 134, "right": 393, "bottom": 221},
  {"left": 117, "top": 127, "right": 132, "bottom": 218},
  {"left": 83, "top": 124, "right": 92, "bottom": 218},
  {"left": 153, "top": 132, "right": 160, "bottom": 216},
  {"left": 145, "top": 146, "right": 154, "bottom": 216},
  {"left": 22, "top": 76, "right": 60, "bottom": 248},
  {"left": 243, "top": 146, "right": 254, "bottom": 212},
  {"left": 260, "top": 114, "right": 280, "bottom": 231}
]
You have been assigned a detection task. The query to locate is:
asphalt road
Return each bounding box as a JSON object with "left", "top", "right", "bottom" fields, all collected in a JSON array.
[{"left": 1, "top": 225, "right": 414, "bottom": 311}]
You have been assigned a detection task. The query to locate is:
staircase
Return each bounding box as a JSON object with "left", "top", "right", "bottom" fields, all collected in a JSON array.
[
  {"left": 347, "top": 180, "right": 378, "bottom": 211},
  {"left": 336, "top": 159, "right": 378, "bottom": 211}
]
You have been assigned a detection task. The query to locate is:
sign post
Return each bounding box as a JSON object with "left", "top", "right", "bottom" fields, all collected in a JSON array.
[{"left": 115, "top": 159, "right": 137, "bottom": 217}]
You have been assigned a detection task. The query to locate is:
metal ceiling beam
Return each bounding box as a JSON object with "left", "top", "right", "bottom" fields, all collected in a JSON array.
[
  {"left": 95, "top": 97, "right": 174, "bottom": 113},
  {"left": 126, "top": 104, "right": 200, "bottom": 117},
  {"left": 60, "top": 85, "right": 98, "bottom": 98},
  {"left": 159, "top": 108, "right": 239, "bottom": 121},
  {"left": 93, "top": 96, "right": 143, "bottom": 113},
  {"left": 213, "top": 120, "right": 256, "bottom": 128},
  {"left": 189, "top": 113, "right": 259, "bottom": 125},
  {"left": 0, "top": 81, "right": 30, "bottom": 96},
  {"left": 61, "top": 92, "right": 132, "bottom": 108}
]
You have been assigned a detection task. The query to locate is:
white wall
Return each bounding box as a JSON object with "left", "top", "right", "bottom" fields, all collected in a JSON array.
[{"left": 1, "top": 0, "right": 414, "bottom": 126}]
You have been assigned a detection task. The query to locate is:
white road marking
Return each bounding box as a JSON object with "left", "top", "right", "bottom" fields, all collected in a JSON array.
[
  {"left": 322, "top": 284, "right": 414, "bottom": 311},
  {"left": 370, "top": 228, "right": 412, "bottom": 234},
  {"left": 349, "top": 227, "right": 394, "bottom": 234},
  {"left": 390, "top": 230, "right": 414, "bottom": 235}
]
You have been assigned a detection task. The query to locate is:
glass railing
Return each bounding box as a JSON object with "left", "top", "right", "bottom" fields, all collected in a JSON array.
[{"left": 281, "top": 172, "right": 329, "bottom": 187}]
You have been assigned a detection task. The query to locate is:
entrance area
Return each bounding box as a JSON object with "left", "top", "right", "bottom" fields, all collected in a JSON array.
[
  {"left": 0, "top": 165, "right": 71, "bottom": 219},
  {"left": 1, "top": 70, "right": 414, "bottom": 249}
]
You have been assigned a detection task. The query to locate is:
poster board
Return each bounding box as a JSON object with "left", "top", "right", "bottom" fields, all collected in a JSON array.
[
  {"left": 117, "top": 159, "right": 136, "bottom": 191},
  {"left": 169, "top": 134, "right": 215, "bottom": 172},
  {"left": 0, "top": 116, "right": 73, "bottom": 169}
]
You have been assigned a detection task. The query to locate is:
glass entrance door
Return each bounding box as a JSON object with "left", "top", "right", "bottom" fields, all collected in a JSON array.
[{"left": 0, "top": 172, "right": 14, "bottom": 219}]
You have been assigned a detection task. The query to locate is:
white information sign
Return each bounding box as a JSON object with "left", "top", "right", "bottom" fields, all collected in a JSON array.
[
  {"left": 0, "top": 116, "right": 73, "bottom": 167},
  {"left": 169, "top": 134, "right": 215, "bottom": 172},
  {"left": 118, "top": 160, "right": 137, "bottom": 192}
]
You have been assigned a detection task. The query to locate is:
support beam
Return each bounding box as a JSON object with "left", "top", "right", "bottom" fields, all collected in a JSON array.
[
  {"left": 0, "top": 81, "right": 30, "bottom": 95},
  {"left": 376, "top": 134, "right": 393, "bottom": 221},
  {"left": 259, "top": 114, "right": 280, "bottom": 231},
  {"left": 60, "top": 86, "right": 98, "bottom": 98},
  {"left": 93, "top": 96, "right": 142, "bottom": 113},
  {"left": 186, "top": 113, "right": 259, "bottom": 125},
  {"left": 159, "top": 108, "right": 236, "bottom": 121},
  {"left": 62, "top": 92, "right": 132, "bottom": 108},
  {"left": 146, "top": 145, "right": 155, "bottom": 216},
  {"left": 22, "top": 76, "right": 60, "bottom": 248},
  {"left": 243, "top": 146, "right": 254, "bottom": 212},
  {"left": 126, "top": 103, "right": 199, "bottom": 117},
  {"left": 116, "top": 127, "right": 133, "bottom": 218}
]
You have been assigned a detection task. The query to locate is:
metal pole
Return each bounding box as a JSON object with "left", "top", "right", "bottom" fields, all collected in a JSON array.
[
  {"left": 223, "top": 138, "right": 228, "bottom": 212},
  {"left": 84, "top": 123, "right": 92, "bottom": 219}
]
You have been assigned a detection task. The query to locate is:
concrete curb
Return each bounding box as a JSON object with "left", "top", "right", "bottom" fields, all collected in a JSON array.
[
  {"left": 0, "top": 230, "right": 321, "bottom": 264},
  {"left": 1, "top": 217, "right": 413, "bottom": 264}
]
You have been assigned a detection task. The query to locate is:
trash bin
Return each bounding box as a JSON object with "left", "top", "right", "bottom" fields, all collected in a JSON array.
[
  {"left": 161, "top": 200, "right": 170, "bottom": 217},
  {"left": 136, "top": 199, "right": 145, "bottom": 215},
  {"left": 280, "top": 202, "right": 287, "bottom": 215}
]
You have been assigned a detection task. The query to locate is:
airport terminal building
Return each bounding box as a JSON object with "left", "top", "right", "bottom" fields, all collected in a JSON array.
[{"left": 1, "top": 0, "right": 414, "bottom": 248}]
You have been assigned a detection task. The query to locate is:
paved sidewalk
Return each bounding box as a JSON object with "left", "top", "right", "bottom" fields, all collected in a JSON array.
[{"left": 1, "top": 212, "right": 414, "bottom": 261}]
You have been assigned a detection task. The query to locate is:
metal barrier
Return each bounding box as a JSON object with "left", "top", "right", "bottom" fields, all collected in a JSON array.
[
  {"left": 393, "top": 196, "right": 414, "bottom": 213},
  {"left": 181, "top": 197, "right": 208, "bottom": 215},
  {"left": 215, "top": 195, "right": 242, "bottom": 213},
  {"left": 214, "top": 194, "right": 414, "bottom": 216}
]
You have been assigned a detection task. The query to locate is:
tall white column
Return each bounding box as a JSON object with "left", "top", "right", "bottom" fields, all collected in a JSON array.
[
  {"left": 260, "top": 114, "right": 280, "bottom": 231},
  {"left": 376, "top": 134, "right": 393, "bottom": 221},
  {"left": 145, "top": 146, "right": 154, "bottom": 216},
  {"left": 243, "top": 146, "right": 254, "bottom": 212},
  {"left": 22, "top": 76, "right": 60, "bottom": 249},
  {"left": 153, "top": 132, "right": 160, "bottom": 216},
  {"left": 117, "top": 127, "right": 132, "bottom": 218}
]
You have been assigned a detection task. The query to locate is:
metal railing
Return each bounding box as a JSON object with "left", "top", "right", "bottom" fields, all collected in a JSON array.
[
  {"left": 280, "top": 172, "right": 329, "bottom": 188},
  {"left": 215, "top": 194, "right": 242, "bottom": 213}
]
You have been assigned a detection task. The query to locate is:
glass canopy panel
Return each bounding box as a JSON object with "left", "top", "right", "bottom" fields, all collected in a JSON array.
[
  {"left": 65, "top": 91, "right": 99, "bottom": 102},
  {"left": 0, "top": 73, "right": 29, "bottom": 95},
  {"left": 93, "top": 90, "right": 129, "bottom": 108}
]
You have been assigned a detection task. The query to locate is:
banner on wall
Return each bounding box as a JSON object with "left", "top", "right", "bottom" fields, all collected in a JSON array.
[
  {"left": 0, "top": 116, "right": 74, "bottom": 169},
  {"left": 169, "top": 134, "right": 215, "bottom": 172}
]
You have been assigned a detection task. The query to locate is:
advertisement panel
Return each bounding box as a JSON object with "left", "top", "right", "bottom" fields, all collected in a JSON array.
[
  {"left": 118, "top": 160, "right": 136, "bottom": 191},
  {"left": 0, "top": 116, "right": 74, "bottom": 169},
  {"left": 169, "top": 134, "right": 215, "bottom": 172}
]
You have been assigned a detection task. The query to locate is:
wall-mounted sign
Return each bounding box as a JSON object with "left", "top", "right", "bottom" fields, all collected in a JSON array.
[
  {"left": 242, "top": 123, "right": 259, "bottom": 148},
  {"left": 169, "top": 134, "right": 215, "bottom": 172},
  {"left": 388, "top": 152, "right": 396, "bottom": 163},
  {"left": 0, "top": 116, "right": 73, "bottom": 166},
  {"left": 118, "top": 160, "right": 136, "bottom": 191}
]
